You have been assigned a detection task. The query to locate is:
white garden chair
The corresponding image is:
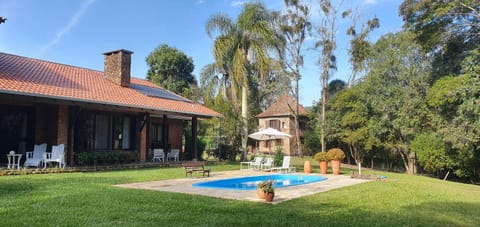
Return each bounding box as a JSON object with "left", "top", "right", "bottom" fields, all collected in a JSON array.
[
  {"left": 262, "top": 157, "right": 274, "bottom": 171},
  {"left": 250, "top": 157, "right": 264, "bottom": 170},
  {"left": 271, "top": 156, "right": 296, "bottom": 173},
  {"left": 167, "top": 149, "right": 179, "bottom": 162},
  {"left": 152, "top": 149, "right": 164, "bottom": 162},
  {"left": 44, "top": 144, "right": 65, "bottom": 168},
  {"left": 24, "top": 143, "right": 47, "bottom": 168}
]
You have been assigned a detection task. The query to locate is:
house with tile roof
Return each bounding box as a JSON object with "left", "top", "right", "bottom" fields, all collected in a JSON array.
[
  {"left": 255, "top": 94, "right": 308, "bottom": 155},
  {"left": 0, "top": 49, "right": 221, "bottom": 166}
]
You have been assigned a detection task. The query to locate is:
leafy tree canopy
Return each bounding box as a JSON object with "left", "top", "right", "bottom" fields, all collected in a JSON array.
[
  {"left": 400, "top": 0, "right": 480, "bottom": 77},
  {"left": 411, "top": 132, "right": 452, "bottom": 174},
  {"left": 146, "top": 44, "right": 196, "bottom": 97},
  {"left": 400, "top": 0, "right": 480, "bottom": 51}
]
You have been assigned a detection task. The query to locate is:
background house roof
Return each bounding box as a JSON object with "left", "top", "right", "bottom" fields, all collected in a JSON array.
[
  {"left": 0, "top": 52, "right": 221, "bottom": 118},
  {"left": 256, "top": 94, "right": 309, "bottom": 118}
]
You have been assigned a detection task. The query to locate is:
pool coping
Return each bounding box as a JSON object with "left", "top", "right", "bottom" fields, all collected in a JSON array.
[
  {"left": 191, "top": 174, "right": 328, "bottom": 190},
  {"left": 114, "top": 170, "right": 370, "bottom": 204}
]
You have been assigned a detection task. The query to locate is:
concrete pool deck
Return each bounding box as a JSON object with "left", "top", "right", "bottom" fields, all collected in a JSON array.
[{"left": 115, "top": 170, "right": 370, "bottom": 204}]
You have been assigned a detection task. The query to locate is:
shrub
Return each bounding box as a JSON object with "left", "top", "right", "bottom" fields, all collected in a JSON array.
[
  {"left": 257, "top": 180, "right": 274, "bottom": 193},
  {"left": 327, "top": 148, "right": 345, "bottom": 161},
  {"left": 314, "top": 152, "right": 330, "bottom": 162},
  {"left": 75, "top": 151, "right": 137, "bottom": 166},
  {"left": 304, "top": 130, "right": 322, "bottom": 156},
  {"left": 273, "top": 146, "right": 284, "bottom": 167},
  {"left": 76, "top": 152, "right": 94, "bottom": 166},
  {"left": 411, "top": 133, "right": 452, "bottom": 174}
]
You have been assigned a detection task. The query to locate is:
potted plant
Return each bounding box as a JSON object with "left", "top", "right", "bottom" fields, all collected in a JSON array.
[
  {"left": 257, "top": 180, "right": 275, "bottom": 202},
  {"left": 314, "top": 152, "right": 330, "bottom": 174},
  {"left": 327, "top": 148, "right": 345, "bottom": 175}
]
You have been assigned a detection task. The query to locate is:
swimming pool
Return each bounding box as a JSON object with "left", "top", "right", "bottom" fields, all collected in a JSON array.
[{"left": 192, "top": 174, "right": 327, "bottom": 190}]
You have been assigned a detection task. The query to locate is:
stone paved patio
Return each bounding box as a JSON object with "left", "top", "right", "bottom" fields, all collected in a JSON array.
[{"left": 115, "top": 170, "right": 370, "bottom": 204}]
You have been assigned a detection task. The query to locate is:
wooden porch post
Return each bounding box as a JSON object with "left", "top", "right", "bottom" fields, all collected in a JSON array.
[
  {"left": 191, "top": 117, "right": 198, "bottom": 160},
  {"left": 139, "top": 113, "right": 150, "bottom": 162},
  {"left": 162, "top": 115, "right": 168, "bottom": 153}
]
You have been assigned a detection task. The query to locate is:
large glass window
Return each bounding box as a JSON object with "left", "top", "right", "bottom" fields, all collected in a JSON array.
[
  {"left": 0, "top": 106, "right": 34, "bottom": 155},
  {"left": 77, "top": 112, "right": 135, "bottom": 151},
  {"left": 95, "top": 114, "right": 110, "bottom": 149},
  {"left": 151, "top": 123, "right": 168, "bottom": 147}
]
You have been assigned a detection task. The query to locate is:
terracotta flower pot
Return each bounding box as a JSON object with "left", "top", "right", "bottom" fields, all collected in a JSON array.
[
  {"left": 304, "top": 161, "right": 312, "bottom": 173},
  {"left": 331, "top": 160, "right": 341, "bottom": 175},
  {"left": 257, "top": 188, "right": 266, "bottom": 199},
  {"left": 319, "top": 161, "right": 328, "bottom": 174},
  {"left": 264, "top": 192, "right": 274, "bottom": 202}
]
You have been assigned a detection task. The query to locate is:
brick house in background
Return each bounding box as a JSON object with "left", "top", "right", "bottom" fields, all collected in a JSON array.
[
  {"left": 0, "top": 49, "right": 221, "bottom": 166},
  {"left": 255, "top": 94, "right": 308, "bottom": 155}
]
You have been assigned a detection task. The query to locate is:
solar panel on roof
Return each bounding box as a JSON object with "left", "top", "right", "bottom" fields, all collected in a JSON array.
[{"left": 130, "top": 84, "right": 192, "bottom": 103}]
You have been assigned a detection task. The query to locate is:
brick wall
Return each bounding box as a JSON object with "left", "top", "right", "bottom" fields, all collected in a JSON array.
[
  {"left": 257, "top": 117, "right": 293, "bottom": 155},
  {"left": 57, "top": 105, "right": 68, "bottom": 145},
  {"left": 139, "top": 122, "right": 147, "bottom": 162},
  {"left": 103, "top": 49, "right": 132, "bottom": 87}
]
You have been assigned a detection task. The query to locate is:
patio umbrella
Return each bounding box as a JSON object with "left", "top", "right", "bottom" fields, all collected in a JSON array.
[
  {"left": 248, "top": 128, "right": 292, "bottom": 154},
  {"left": 248, "top": 127, "right": 292, "bottom": 141}
]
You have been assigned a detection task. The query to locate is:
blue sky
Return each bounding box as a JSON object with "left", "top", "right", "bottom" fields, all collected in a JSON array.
[{"left": 0, "top": 0, "right": 403, "bottom": 106}]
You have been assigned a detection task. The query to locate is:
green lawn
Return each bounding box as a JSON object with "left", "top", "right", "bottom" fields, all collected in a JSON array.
[{"left": 1, "top": 162, "right": 479, "bottom": 227}]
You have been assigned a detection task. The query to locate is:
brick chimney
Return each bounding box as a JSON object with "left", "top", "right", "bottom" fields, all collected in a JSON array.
[{"left": 102, "top": 49, "right": 133, "bottom": 87}]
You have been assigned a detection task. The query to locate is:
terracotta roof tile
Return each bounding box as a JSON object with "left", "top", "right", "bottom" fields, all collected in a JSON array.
[
  {"left": 256, "top": 94, "right": 308, "bottom": 118},
  {"left": 0, "top": 52, "right": 221, "bottom": 118}
]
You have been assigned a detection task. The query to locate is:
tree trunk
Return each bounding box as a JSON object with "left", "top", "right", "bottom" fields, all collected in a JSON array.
[
  {"left": 241, "top": 84, "right": 248, "bottom": 161},
  {"left": 294, "top": 70, "right": 302, "bottom": 157},
  {"left": 351, "top": 145, "right": 362, "bottom": 175},
  {"left": 230, "top": 81, "right": 240, "bottom": 114},
  {"left": 320, "top": 72, "right": 327, "bottom": 153},
  {"left": 222, "top": 73, "right": 228, "bottom": 100},
  {"left": 398, "top": 148, "right": 412, "bottom": 174},
  {"left": 443, "top": 170, "right": 450, "bottom": 181}
]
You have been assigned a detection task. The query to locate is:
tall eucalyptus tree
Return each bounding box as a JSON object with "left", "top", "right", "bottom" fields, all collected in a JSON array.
[
  {"left": 280, "top": 0, "right": 312, "bottom": 157},
  {"left": 343, "top": 10, "right": 379, "bottom": 87},
  {"left": 315, "top": 0, "right": 338, "bottom": 153}
]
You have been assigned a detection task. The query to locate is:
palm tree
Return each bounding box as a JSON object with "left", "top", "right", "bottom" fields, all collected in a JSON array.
[
  {"left": 200, "top": 63, "right": 230, "bottom": 104},
  {"left": 206, "top": 2, "right": 282, "bottom": 161}
]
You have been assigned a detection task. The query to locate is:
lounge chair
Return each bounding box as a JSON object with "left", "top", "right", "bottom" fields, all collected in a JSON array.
[
  {"left": 271, "top": 156, "right": 296, "bottom": 173},
  {"left": 240, "top": 157, "right": 263, "bottom": 170},
  {"left": 167, "top": 149, "right": 179, "bottom": 162},
  {"left": 44, "top": 144, "right": 65, "bottom": 168},
  {"left": 24, "top": 143, "right": 47, "bottom": 168},
  {"left": 152, "top": 148, "right": 164, "bottom": 162},
  {"left": 250, "top": 157, "right": 264, "bottom": 170},
  {"left": 262, "top": 157, "right": 274, "bottom": 171}
]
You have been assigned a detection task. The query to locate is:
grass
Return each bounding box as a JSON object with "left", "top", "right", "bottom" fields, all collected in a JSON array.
[{"left": 1, "top": 161, "right": 479, "bottom": 227}]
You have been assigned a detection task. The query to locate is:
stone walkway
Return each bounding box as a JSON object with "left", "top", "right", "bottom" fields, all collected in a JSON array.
[{"left": 115, "top": 170, "right": 369, "bottom": 204}]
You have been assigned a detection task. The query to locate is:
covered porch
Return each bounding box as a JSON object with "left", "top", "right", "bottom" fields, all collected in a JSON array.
[{"left": 0, "top": 93, "right": 208, "bottom": 168}]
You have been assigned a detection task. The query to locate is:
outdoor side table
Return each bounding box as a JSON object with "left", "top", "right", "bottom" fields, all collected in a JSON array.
[
  {"left": 7, "top": 154, "right": 23, "bottom": 170},
  {"left": 240, "top": 161, "right": 252, "bottom": 170}
]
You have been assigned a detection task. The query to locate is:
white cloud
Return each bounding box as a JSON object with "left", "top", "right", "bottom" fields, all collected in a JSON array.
[
  {"left": 231, "top": 0, "right": 247, "bottom": 7},
  {"left": 196, "top": 0, "right": 206, "bottom": 5},
  {"left": 42, "top": 0, "right": 95, "bottom": 52},
  {"left": 362, "top": 0, "right": 377, "bottom": 6}
]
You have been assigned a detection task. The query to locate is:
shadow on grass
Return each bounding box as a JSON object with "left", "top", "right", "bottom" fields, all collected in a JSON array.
[
  {"left": 1, "top": 166, "right": 478, "bottom": 226},
  {"left": 279, "top": 194, "right": 480, "bottom": 226}
]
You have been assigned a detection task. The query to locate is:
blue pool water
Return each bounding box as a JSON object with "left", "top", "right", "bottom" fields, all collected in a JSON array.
[{"left": 192, "top": 174, "right": 327, "bottom": 190}]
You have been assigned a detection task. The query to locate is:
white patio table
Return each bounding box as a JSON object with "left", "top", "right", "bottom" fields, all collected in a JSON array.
[{"left": 7, "top": 153, "right": 22, "bottom": 170}]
